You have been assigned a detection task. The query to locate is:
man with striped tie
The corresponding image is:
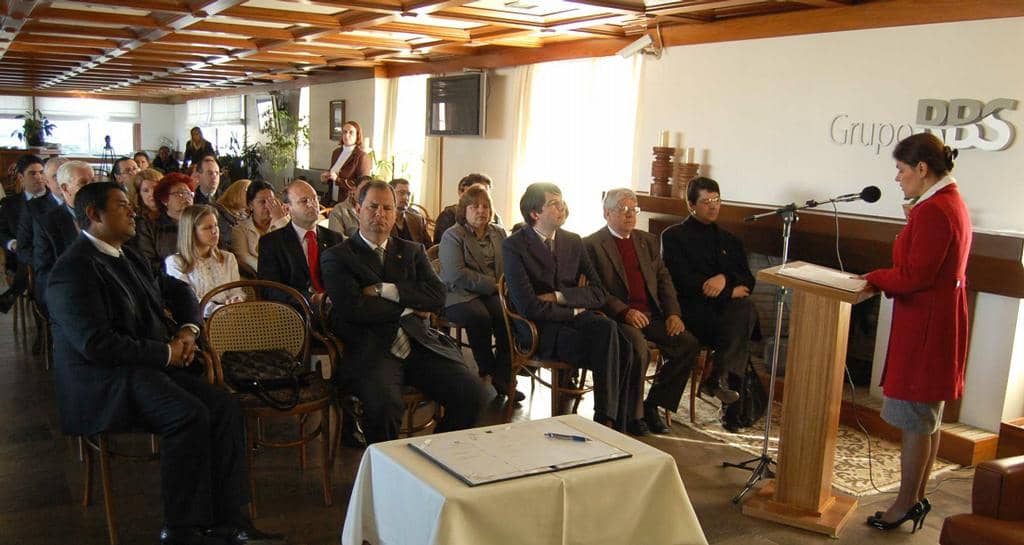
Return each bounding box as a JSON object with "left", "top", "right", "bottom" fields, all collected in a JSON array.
[{"left": 321, "top": 180, "right": 487, "bottom": 443}]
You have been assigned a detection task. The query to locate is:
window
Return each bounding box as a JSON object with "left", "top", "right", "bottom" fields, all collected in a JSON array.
[
  {"left": 196, "top": 124, "right": 245, "bottom": 156},
  {"left": 513, "top": 56, "right": 642, "bottom": 235},
  {"left": 47, "top": 119, "right": 135, "bottom": 156},
  {"left": 0, "top": 118, "right": 24, "bottom": 148},
  {"left": 390, "top": 74, "right": 428, "bottom": 196}
]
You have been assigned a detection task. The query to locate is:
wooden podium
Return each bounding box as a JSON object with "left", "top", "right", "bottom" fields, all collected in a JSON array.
[{"left": 742, "top": 261, "right": 877, "bottom": 537}]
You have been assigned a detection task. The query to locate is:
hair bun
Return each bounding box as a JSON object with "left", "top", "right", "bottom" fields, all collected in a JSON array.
[{"left": 943, "top": 146, "right": 958, "bottom": 170}]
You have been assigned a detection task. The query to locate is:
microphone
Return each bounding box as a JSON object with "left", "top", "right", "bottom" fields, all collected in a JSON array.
[{"left": 833, "top": 185, "right": 881, "bottom": 203}]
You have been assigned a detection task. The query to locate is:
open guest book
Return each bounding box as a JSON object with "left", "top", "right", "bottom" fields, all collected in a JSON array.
[
  {"left": 776, "top": 261, "right": 869, "bottom": 292},
  {"left": 409, "top": 418, "right": 631, "bottom": 486}
]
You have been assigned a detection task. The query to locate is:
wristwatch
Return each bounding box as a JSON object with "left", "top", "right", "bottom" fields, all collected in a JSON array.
[{"left": 374, "top": 283, "right": 383, "bottom": 297}]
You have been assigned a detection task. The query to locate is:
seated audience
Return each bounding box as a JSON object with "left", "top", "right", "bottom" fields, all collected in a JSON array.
[
  {"left": 321, "top": 180, "right": 487, "bottom": 443},
  {"left": 15, "top": 156, "right": 67, "bottom": 298},
  {"left": 389, "top": 178, "right": 431, "bottom": 246},
  {"left": 47, "top": 182, "right": 281, "bottom": 545},
  {"left": 584, "top": 188, "right": 701, "bottom": 434},
  {"left": 0, "top": 154, "right": 47, "bottom": 311},
  {"left": 502, "top": 182, "right": 640, "bottom": 433},
  {"left": 230, "top": 181, "right": 288, "bottom": 273},
  {"left": 661, "top": 177, "right": 758, "bottom": 406},
  {"left": 32, "top": 161, "right": 95, "bottom": 315},
  {"left": 134, "top": 150, "right": 151, "bottom": 171},
  {"left": 438, "top": 185, "right": 520, "bottom": 401},
  {"left": 327, "top": 175, "right": 373, "bottom": 237},
  {"left": 434, "top": 173, "right": 503, "bottom": 239},
  {"left": 152, "top": 145, "right": 180, "bottom": 173},
  {"left": 166, "top": 204, "right": 244, "bottom": 318},
  {"left": 111, "top": 156, "right": 140, "bottom": 188},
  {"left": 213, "top": 179, "right": 250, "bottom": 251},
  {"left": 132, "top": 173, "right": 195, "bottom": 274},
  {"left": 192, "top": 154, "right": 221, "bottom": 205},
  {"left": 257, "top": 180, "right": 341, "bottom": 310}
]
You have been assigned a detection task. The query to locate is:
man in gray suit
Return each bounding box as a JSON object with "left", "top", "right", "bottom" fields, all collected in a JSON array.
[{"left": 584, "top": 188, "right": 700, "bottom": 433}]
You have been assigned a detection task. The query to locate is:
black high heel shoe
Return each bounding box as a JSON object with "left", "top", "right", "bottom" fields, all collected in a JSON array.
[
  {"left": 867, "top": 501, "right": 926, "bottom": 532},
  {"left": 874, "top": 497, "right": 931, "bottom": 520}
]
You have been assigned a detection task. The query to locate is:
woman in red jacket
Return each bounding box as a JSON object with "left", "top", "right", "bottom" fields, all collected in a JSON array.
[
  {"left": 864, "top": 132, "right": 971, "bottom": 532},
  {"left": 320, "top": 120, "right": 372, "bottom": 205}
]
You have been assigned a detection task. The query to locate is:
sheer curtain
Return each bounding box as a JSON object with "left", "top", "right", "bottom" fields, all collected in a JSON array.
[
  {"left": 378, "top": 74, "right": 433, "bottom": 211},
  {"left": 510, "top": 55, "right": 643, "bottom": 235}
]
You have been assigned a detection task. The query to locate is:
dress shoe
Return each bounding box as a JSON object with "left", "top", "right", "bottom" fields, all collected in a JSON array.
[
  {"left": 206, "top": 522, "right": 286, "bottom": 545},
  {"left": 491, "top": 379, "right": 526, "bottom": 403},
  {"left": 701, "top": 376, "right": 740, "bottom": 405},
  {"left": 643, "top": 404, "right": 669, "bottom": 434},
  {"left": 339, "top": 418, "right": 366, "bottom": 448},
  {"left": 626, "top": 418, "right": 651, "bottom": 436},
  {"left": 866, "top": 501, "right": 926, "bottom": 533},
  {"left": 159, "top": 526, "right": 225, "bottom": 545}
]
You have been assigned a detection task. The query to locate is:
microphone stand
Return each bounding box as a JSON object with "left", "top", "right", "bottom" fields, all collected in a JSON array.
[{"left": 726, "top": 196, "right": 841, "bottom": 503}]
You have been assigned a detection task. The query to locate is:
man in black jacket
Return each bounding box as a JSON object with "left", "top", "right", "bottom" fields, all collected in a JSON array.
[
  {"left": 32, "top": 160, "right": 94, "bottom": 315},
  {"left": 0, "top": 154, "right": 46, "bottom": 311},
  {"left": 47, "top": 182, "right": 281, "bottom": 545},
  {"left": 321, "top": 180, "right": 486, "bottom": 443},
  {"left": 661, "top": 177, "right": 758, "bottom": 404}
]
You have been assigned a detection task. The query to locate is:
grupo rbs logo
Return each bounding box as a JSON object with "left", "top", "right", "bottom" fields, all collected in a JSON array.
[{"left": 828, "top": 98, "right": 1017, "bottom": 154}]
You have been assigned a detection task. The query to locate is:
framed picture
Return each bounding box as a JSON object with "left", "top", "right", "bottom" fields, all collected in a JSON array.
[
  {"left": 329, "top": 100, "right": 346, "bottom": 141},
  {"left": 255, "top": 96, "right": 276, "bottom": 134}
]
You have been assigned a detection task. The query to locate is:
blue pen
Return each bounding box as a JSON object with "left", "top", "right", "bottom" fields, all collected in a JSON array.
[{"left": 545, "top": 432, "right": 591, "bottom": 442}]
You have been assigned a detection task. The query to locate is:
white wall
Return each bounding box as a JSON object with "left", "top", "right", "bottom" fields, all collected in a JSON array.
[
  {"left": 139, "top": 103, "right": 177, "bottom": 153},
  {"left": 635, "top": 18, "right": 1024, "bottom": 234},
  {"left": 308, "top": 78, "right": 376, "bottom": 170}
]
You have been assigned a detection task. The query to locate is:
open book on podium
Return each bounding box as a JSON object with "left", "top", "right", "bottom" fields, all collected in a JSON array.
[
  {"left": 775, "top": 261, "right": 868, "bottom": 292},
  {"left": 409, "top": 418, "right": 631, "bottom": 486}
]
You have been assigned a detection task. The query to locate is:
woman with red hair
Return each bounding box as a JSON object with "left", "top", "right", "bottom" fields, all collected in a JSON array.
[
  {"left": 320, "top": 120, "right": 371, "bottom": 205},
  {"left": 130, "top": 172, "right": 195, "bottom": 273}
]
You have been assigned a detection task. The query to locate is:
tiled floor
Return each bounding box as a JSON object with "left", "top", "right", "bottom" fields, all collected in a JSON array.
[{"left": 0, "top": 311, "right": 974, "bottom": 545}]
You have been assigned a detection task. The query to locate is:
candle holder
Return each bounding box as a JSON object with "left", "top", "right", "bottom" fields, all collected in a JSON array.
[
  {"left": 650, "top": 146, "right": 675, "bottom": 197},
  {"left": 673, "top": 162, "right": 700, "bottom": 199}
]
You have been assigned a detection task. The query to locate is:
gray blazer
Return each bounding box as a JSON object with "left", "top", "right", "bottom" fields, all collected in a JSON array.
[{"left": 439, "top": 222, "right": 506, "bottom": 307}]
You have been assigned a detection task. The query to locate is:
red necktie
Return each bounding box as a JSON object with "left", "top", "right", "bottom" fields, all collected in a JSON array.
[{"left": 304, "top": 230, "right": 323, "bottom": 293}]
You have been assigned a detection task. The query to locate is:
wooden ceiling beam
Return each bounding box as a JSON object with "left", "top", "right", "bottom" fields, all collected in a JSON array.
[
  {"left": 184, "top": 21, "right": 295, "bottom": 40},
  {"left": 374, "top": 21, "right": 470, "bottom": 40},
  {"left": 30, "top": 6, "right": 164, "bottom": 28},
  {"left": 245, "top": 51, "right": 329, "bottom": 64},
  {"left": 314, "top": 32, "right": 411, "bottom": 50},
  {"left": 218, "top": 6, "right": 349, "bottom": 27},
  {"left": 0, "top": 0, "right": 41, "bottom": 61},
  {"left": 15, "top": 33, "right": 123, "bottom": 48},
  {"left": 19, "top": 21, "right": 139, "bottom": 39},
  {"left": 7, "top": 42, "right": 105, "bottom": 56},
  {"left": 159, "top": 32, "right": 257, "bottom": 49},
  {"left": 646, "top": 0, "right": 757, "bottom": 17},
  {"left": 562, "top": 0, "right": 646, "bottom": 15},
  {"left": 63, "top": 0, "right": 193, "bottom": 14},
  {"left": 270, "top": 42, "right": 366, "bottom": 59},
  {"left": 137, "top": 42, "right": 231, "bottom": 55}
]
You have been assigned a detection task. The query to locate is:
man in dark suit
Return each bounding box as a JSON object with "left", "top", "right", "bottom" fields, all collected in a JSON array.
[
  {"left": 662, "top": 177, "right": 757, "bottom": 404},
  {"left": 0, "top": 154, "right": 47, "bottom": 312},
  {"left": 15, "top": 156, "right": 67, "bottom": 284},
  {"left": 258, "top": 180, "right": 342, "bottom": 309},
  {"left": 47, "top": 182, "right": 281, "bottom": 545},
  {"left": 32, "top": 160, "right": 95, "bottom": 315},
  {"left": 321, "top": 180, "right": 487, "bottom": 444},
  {"left": 502, "top": 182, "right": 639, "bottom": 433},
  {"left": 192, "top": 154, "right": 221, "bottom": 205},
  {"left": 585, "top": 188, "right": 701, "bottom": 434},
  {"left": 388, "top": 178, "right": 432, "bottom": 246}
]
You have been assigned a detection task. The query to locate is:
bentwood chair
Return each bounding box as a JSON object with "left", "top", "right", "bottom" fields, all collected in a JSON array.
[
  {"left": 497, "top": 275, "right": 593, "bottom": 423},
  {"left": 200, "top": 279, "right": 334, "bottom": 519},
  {"left": 409, "top": 203, "right": 436, "bottom": 241}
]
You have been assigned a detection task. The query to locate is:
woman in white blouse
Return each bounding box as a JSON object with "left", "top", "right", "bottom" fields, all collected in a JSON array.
[{"left": 166, "top": 204, "right": 245, "bottom": 318}]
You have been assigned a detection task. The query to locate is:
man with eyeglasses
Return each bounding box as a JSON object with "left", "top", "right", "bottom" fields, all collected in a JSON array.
[
  {"left": 661, "top": 177, "right": 758, "bottom": 409},
  {"left": 111, "top": 156, "right": 139, "bottom": 189},
  {"left": 258, "top": 180, "right": 341, "bottom": 310},
  {"left": 502, "top": 182, "right": 638, "bottom": 433},
  {"left": 584, "top": 188, "right": 700, "bottom": 434}
]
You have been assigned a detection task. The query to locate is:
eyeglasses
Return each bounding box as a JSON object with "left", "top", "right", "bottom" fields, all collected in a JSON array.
[
  {"left": 611, "top": 205, "right": 641, "bottom": 216},
  {"left": 543, "top": 199, "right": 566, "bottom": 210},
  {"left": 697, "top": 196, "right": 721, "bottom": 206},
  {"left": 170, "top": 190, "right": 194, "bottom": 199}
]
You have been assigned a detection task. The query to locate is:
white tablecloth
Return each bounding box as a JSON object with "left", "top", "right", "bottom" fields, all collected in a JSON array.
[{"left": 341, "top": 415, "right": 707, "bottom": 545}]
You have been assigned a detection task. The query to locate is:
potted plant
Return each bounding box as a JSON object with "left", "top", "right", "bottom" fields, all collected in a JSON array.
[
  {"left": 260, "top": 108, "right": 309, "bottom": 175},
  {"left": 10, "top": 109, "right": 56, "bottom": 147},
  {"left": 220, "top": 135, "right": 264, "bottom": 182}
]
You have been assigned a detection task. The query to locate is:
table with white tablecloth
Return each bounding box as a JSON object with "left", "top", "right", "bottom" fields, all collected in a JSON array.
[{"left": 341, "top": 414, "right": 708, "bottom": 545}]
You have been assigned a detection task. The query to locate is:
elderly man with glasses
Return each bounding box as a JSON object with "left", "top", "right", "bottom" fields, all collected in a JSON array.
[
  {"left": 584, "top": 188, "right": 701, "bottom": 433},
  {"left": 661, "top": 177, "right": 758, "bottom": 410}
]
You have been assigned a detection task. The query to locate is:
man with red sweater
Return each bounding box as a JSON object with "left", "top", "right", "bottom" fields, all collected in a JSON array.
[{"left": 584, "top": 188, "right": 700, "bottom": 433}]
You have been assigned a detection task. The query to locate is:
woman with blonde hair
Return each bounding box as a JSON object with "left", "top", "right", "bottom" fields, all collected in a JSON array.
[
  {"left": 165, "top": 204, "right": 245, "bottom": 317},
  {"left": 214, "top": 178, "right": 251, "bottom": 250}
]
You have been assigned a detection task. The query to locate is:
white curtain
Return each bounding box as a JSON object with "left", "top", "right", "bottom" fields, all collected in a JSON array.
[
  {"left": 502, "top": 64, "right": 534, "bottom": 229},
  {"left": 510, "top": 55, "right": 643, "bottom": 235},
  {"left": 379, "top": 75, "right": 434, "bottom": 212}
]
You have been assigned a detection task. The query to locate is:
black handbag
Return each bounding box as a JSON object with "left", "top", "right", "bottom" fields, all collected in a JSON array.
[
  {"left": 221, "top": 349, "right": 314, "bottom": 411},
  {"left": 722, "top": 359, "right": 769, "bottom": 432}
]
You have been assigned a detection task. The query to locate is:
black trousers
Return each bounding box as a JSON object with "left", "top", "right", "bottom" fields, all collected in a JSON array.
[
  {"left": 620, "top": 317, "right": 700, "bottom": 411},
  {"left": 544, "top": 311, "right": 636, "bottom": 430},
  {"left": 353, "top": 343, "right": 487, "bottom": 444},
  {"left": 444, "top": 295, "right": 511, "bottom": 380},
  {"left": 691, "top": 297, "right": 757, "bottom": 379},
  {"left": 129, "top": 367, "right": 248, "bottom": 528}
]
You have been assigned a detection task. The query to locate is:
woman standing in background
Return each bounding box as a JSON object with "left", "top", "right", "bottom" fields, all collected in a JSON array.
[
  {"left": 864, "top": 132, "right": 972, "bottom": 533},
  {"left": 320, "top": 121, "right": 371, "bottom": 205},
  {"left": 183, "top": 126, "right": 215, "bottom": 173}
]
